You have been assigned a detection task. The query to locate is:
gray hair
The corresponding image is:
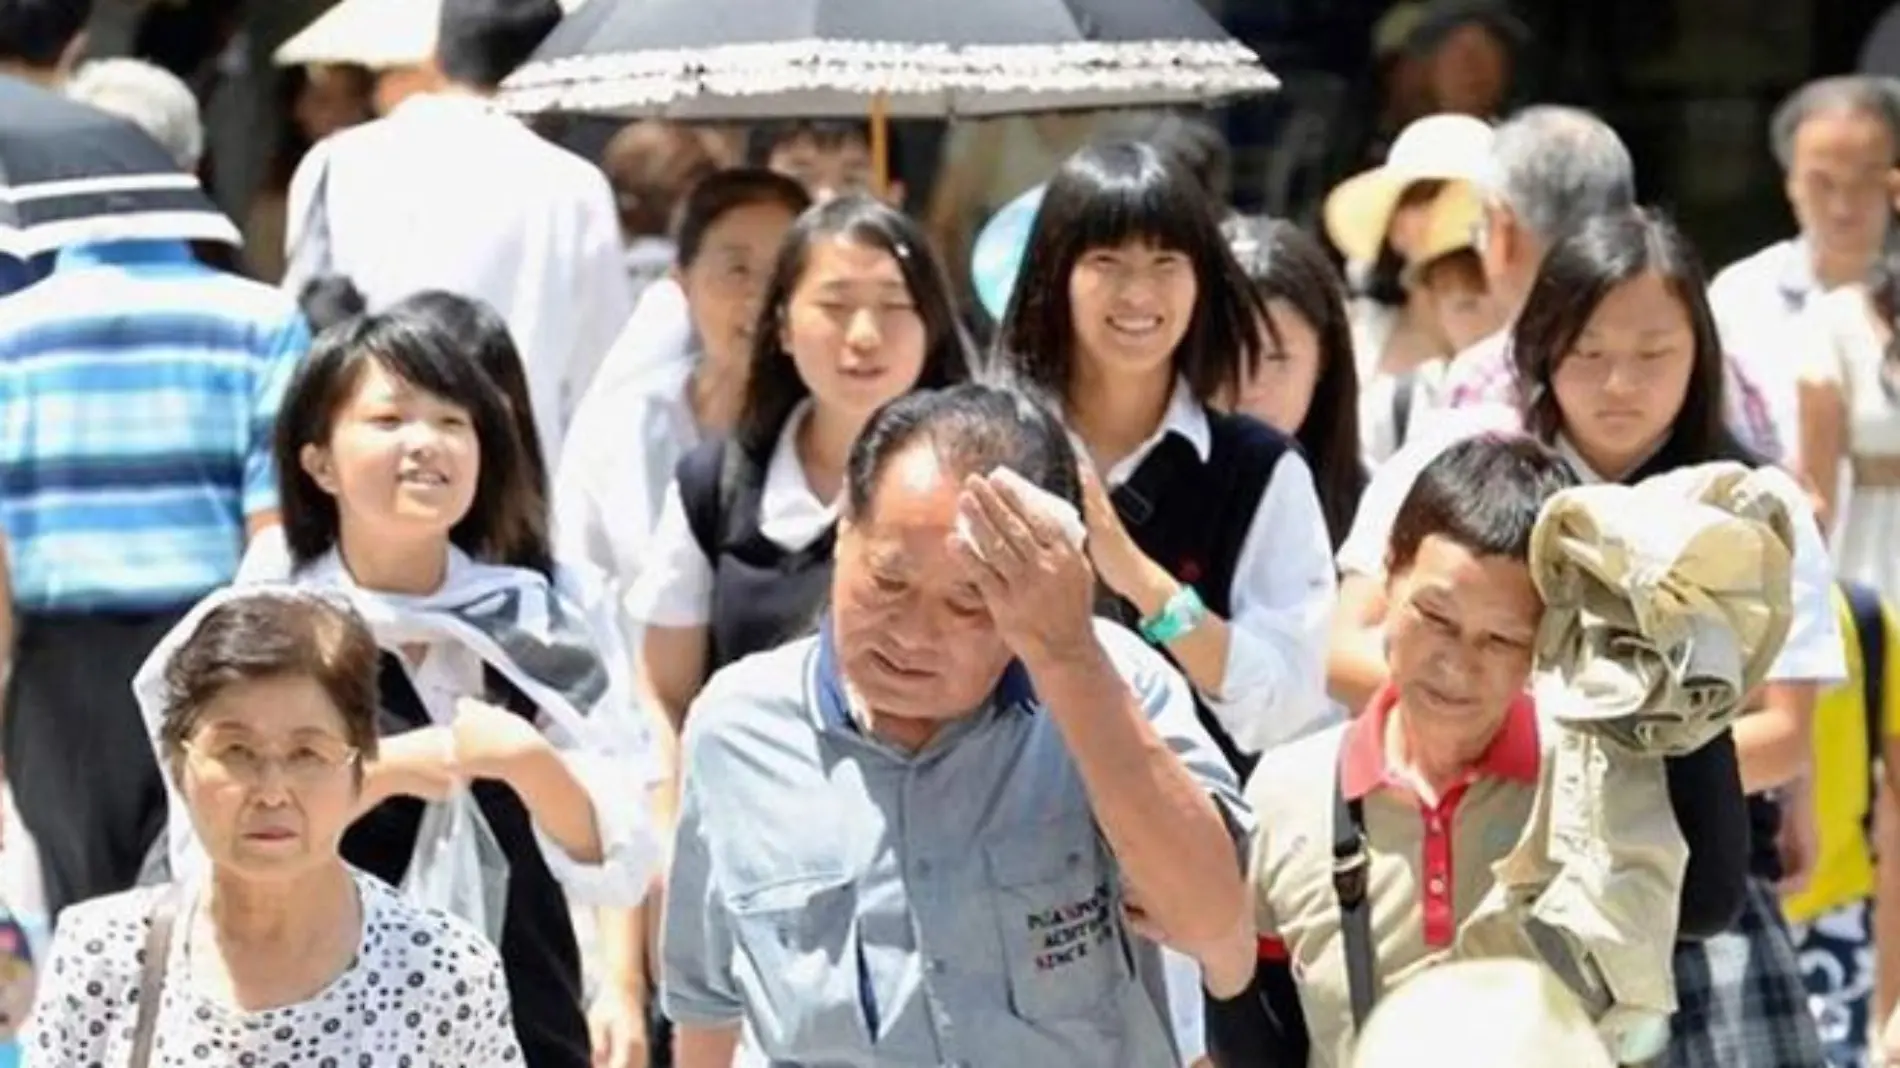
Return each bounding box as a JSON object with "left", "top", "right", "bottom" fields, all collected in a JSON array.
[
  {"left": 1768, "top": 75, "right": 1900, "bottom": 171},
  {"left": 64, "top": 58, "right": 203, "bottom": 172},
  {"left": 1485, "top": 105, "right": 1635, "bottom": 247}
]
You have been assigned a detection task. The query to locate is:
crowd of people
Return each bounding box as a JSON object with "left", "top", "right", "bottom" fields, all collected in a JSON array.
[{"left": 5, "top": 0, "right": 1900, "bottom": 1067}]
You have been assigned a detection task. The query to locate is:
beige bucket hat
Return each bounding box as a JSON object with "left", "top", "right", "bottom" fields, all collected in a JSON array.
[{"left": 1322, "top": 112, "right": 1495, "bottom": 265}]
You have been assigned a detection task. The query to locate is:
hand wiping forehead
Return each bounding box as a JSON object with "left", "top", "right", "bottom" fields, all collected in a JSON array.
[{"left": 954, "top": 466, "right": 1087, "bottom": 561}]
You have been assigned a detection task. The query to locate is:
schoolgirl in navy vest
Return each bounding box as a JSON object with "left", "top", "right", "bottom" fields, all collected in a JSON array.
[
  {"left": 629, "top": 194, "right": 974, "bottom": 740},
  {"left": 263, "top": 303, "right": 659, "bottom": 1068},
  {"left": 995, "top": 141, "right": 1338, "bottom": 777}
]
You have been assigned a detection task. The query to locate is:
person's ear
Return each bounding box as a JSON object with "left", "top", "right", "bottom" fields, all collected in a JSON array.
[
  {"left": 300, "top": 443, "right": 341, "bottom": 496},
  {"left": 882, "top": 179, "right": 908, "bottom": 210},
  {"left": 1886, "top": 167, "right": 1900, "bottom": 214}
]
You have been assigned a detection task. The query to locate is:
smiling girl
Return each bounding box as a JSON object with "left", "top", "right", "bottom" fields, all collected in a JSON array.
[
  {"left": 997, "top": 142, "right": 1337, "bottom": 773},
  {"left": 235, "top": 307, "right": 660, "bottom": 1068}
]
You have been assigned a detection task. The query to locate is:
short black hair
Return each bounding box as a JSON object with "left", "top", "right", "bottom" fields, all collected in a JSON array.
[
  {"left": 157, "top": 590, "right": 382, "bottom": 768},
  {"left": 1387, "top": 435, "right": 1577, "bottom": 573},
  {"left": 1769, "top": 75, "right": 1900, "bottom": 170},
  {"left": 844, "top": 383, "right": 1081, "bottom": 519},
  {"left": 436, "top": 0, "right": 560, "bottom": 89},
  {"left": 0, "top": 0, "right": 90, "bottom": 67},
  {"left": 745, "top": 119, "right": 874, "bottom": 167},
  {"left": 275, "top": 305, "right": 553, "bottom": 577},
  {"left": 674, "top": 167, "right": 811, "bottom": 269},
  {"left": 389, "top": 289, "right": 549, "bottom": 508},
  {"left": 736, "top": 194, "right": 974, "bottom": 458},
  {"left": 296, "top": 275, "right": 367, "bottom": 334},
  {"left": 996, "top": 139, "right": 1264, "bottom": 406}
]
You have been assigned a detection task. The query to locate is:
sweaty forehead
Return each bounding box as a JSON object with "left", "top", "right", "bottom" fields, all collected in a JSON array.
[{"left": 859, "top": 441, "right": 962, "bottom": 525}]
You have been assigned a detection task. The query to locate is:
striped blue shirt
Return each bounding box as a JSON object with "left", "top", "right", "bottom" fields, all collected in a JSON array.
[{"left": 0, "top": 241, "right": 309, "bottom": 613}]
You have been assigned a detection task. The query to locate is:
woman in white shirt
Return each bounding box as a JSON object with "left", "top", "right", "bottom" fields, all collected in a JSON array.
[
  {"left": 555, "top": 169, "right": 812, "bottom": 614},
  {"left": 248, "top": 304, "right": 660, "bottom": 1068},
  {"left": 27, "top": 588, "right": 521, "bottom": 1065}
]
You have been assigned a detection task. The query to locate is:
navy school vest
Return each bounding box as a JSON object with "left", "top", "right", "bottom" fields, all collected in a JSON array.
[
  {"left": 676, "top": 437, "right": 836, "bottom": 676},
  {"left": 1097, "top": 410, "right": 1291, "bottom": 779}
]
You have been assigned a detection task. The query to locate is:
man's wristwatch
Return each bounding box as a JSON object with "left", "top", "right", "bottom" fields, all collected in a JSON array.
[{"left": 1139, "top": 585, "right": 1208, "bottom": 645}]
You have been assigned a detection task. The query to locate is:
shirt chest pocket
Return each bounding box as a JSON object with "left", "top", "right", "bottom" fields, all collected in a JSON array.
[
  {"left": 985, "top": 826, "right": 1129, "bottom": 1023},
  {"left": 726, "top": 872, "right": 873, "bottom": 1054}
]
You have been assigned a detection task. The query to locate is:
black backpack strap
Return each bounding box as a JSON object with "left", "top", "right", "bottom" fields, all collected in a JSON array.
[
  {"left": 675, "top": 438, "right": 746, "bottom": 561},
  {"left": 1846, "top": 582, "right": 1889, "bottom": 842},
  {"left": 1332, "top": 746, "right": 1378, "bottom": 1032},
  {"left": 1390, "top": 370, "right": 1419, "bottom": 449}
]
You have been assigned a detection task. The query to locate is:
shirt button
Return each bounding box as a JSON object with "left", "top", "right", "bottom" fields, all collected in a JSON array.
[
  {"left": 915, "top": 858, "right": 932, "bottom": 875},
  {"left": 929, "top": 957, "right": 947, "bottom": 974},
  {"left": 1428, "top": 877, "right": 1447, "bottom": 895},
  {"left": 1427, "top": 817, "right": 1444, "bottom": 834}
]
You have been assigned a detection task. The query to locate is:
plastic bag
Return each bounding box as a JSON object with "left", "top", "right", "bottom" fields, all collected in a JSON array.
[
  {"left": 0, "top": 907, "right": 33, "bottom": 1048},
  {"left": 399, "top": 789, "right": 510, "bottom": 946}
]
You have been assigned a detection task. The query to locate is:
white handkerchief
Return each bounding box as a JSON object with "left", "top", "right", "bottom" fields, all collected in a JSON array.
[{"left": 955, "top": 466, "right": 1088, "bottom": 561}]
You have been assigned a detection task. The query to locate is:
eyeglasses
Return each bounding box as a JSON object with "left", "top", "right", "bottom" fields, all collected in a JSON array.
[{"left": 182, "top": 736, "right": 360, "bottom": 787}]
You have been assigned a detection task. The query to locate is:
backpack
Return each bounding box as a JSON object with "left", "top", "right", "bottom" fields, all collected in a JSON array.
[{"left": 1845, "top": 582, "right": 1890, "bottom": 842}]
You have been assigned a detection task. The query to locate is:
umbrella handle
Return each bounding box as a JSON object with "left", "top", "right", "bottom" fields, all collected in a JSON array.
[{"left": 871, "top": 92, "right": 890, "bottom": 200}]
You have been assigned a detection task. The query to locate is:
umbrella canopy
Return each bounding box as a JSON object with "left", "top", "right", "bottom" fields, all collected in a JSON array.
[
  {"left": 275, "top": 0, "right": 592, "bottom": 70},
  {"left": 0, "top": 78, "right": 238, "bottom": 259},
  {"left": 497, "top": 0, "right": 1276, "bottom": 119}
]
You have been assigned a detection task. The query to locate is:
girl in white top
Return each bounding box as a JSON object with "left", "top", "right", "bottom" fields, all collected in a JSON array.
[
  {"left": 555, "top": 170, "right": 812, "bottom": 618},
  {"left": 1798, "top": 277, "right": 1900, "bottom": 606}
]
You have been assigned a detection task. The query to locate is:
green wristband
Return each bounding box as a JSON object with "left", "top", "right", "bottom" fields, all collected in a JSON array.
[{"left": 1139, "top": 584, "right": 1208, "bottom": 645}]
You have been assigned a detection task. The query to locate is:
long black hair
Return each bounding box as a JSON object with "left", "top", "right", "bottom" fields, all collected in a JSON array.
[
  {"left": 1228, "top": 217, "right": 1369, "bottom": 548},
  {"left": 274, "top": 305, "right": 554, "bottom": 578},
  {"left": 1511, "top": 206, "right": 1749, "bottom": 474},
  {"left": 734, "top": 194, "right": 973, "bottom": 459},
  {"left": 995, "top": 139, "right": 1264, "bottom": 406}
]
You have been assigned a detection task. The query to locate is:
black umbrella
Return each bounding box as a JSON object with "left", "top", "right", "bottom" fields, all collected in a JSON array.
[
  {"left": 0, "top": 76, "right": 238, "bottom": 259},
  {"left": 497, "top": 0, "right": 1276, "bottom": 120}
]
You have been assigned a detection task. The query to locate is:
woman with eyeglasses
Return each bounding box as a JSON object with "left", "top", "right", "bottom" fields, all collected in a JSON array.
[{"left": 23, "top": 589, "right": 522, "bottom": 1064}]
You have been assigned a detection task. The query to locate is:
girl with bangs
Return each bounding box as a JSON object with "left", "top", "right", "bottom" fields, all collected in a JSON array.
[
  {"left": 996, "top": 141, "right": 1337, "bottom": 775},
  {"left": 182, "top": 305, "right": 664, "bottom": 1068}
]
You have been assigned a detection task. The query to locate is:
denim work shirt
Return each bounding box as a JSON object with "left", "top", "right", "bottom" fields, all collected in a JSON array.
[{"left": 661, "top": 619, "right": 1249, "bottom": 1066}]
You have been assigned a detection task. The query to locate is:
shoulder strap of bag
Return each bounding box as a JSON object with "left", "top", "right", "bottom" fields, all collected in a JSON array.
[
  {"left": 1390, "top": 369, "right": 1420, "bottom": 450},
  {"left": 283, "top": 146, "right": 338, "bottom": 295},
  {"left": 677, "top": 439, "right": 736, "bottom": 561},
  {"left": 1846, "top": 583, "right": 1889, "bottom": 840},
  {"left": 1332, "top": 746, "right": 1378, "bottom": 1031},
  {"left": 130, "top": 884, "right": 183, "bottom": 1068}
]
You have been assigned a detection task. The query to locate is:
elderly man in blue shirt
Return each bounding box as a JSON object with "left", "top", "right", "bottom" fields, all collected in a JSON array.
[{"left": 661, "top": 383, "right": 1249, "bottom": 1067}]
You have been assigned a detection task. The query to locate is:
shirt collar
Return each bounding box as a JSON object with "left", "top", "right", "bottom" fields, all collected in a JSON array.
[
  {"left": 1096, "top": 377, "right": 1213, "bottom": 487},
  {"left": 54, "top": 239, "right": 196, "bottom": 270},
  {"left": 1339, "top": 683, "right": 1542, "bottom": 801},
  {"left": 1775, "top": 237, "right": 1819, "bottom": 310},
  {"left": 759, "top": 399, "right": 840, "bottom": 545},
  {"left": 810, "top": 619, "right": 1038, "bottom": 735}
]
